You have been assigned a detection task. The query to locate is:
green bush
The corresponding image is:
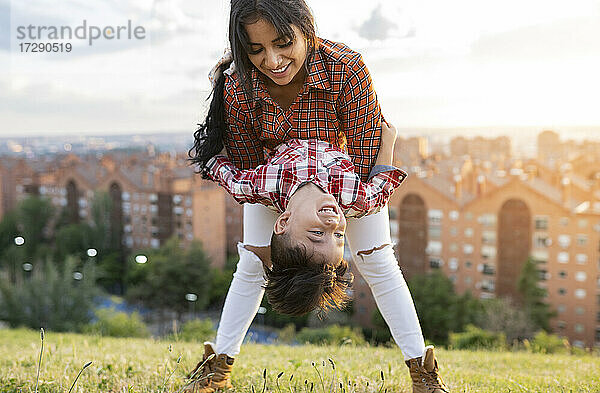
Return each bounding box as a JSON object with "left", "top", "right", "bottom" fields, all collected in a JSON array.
[
  {"left": 125, "top": 238, "right": 213, "bottom": 313},
  {"left": 570, "top": 346, "right": 589, "bottom": 356},
  {"left": 408, "top": 272, "right": 483, "bottom": 345},
  {"left": 0, "top": 256, "right": 99, "bottom": 332},
  {"left": 296, "top": 324, "right": 365, "bottom": 346},
  {"left": 449, "top": 324, "right": 506, "bottom": 350},
  {"left": 277, "top": 323, "right": 297, "bottom": 344},
  {"left": 528, "top": 331, "right": 569, "bottom": 354},
  {"left": 171, "top": 319, "right": 215, "bottom": 342},
  {"left": 84, "top": 308, "right": 150, "bottom": 338},
  {"left": 367, "top": 308, "right": 392, "bottom": 345}
]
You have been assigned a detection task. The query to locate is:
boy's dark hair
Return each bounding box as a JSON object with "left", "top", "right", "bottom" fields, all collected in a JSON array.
[
  {"left": 264, "top": 232, "right": 354, "bottom": 316},
  {"left": 188, "top": 0, "right": 318, "bottom": 176}
]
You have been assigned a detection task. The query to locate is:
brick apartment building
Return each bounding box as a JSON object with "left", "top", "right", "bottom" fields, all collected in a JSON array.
[
  {"left": 0, "top": 152, "right": 239, "bottom": 268},
  {"left": 352, "top": 132, "right": 600, "bottom": 348}
]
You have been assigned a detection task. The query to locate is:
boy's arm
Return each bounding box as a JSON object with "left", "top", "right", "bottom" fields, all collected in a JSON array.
[
  {"left": 344, "top": 121, "right": 407, "bottom": 216},
  {"left": 204, "top": 155, "right": 275, "bottom": 207},
  {"left": 344, "top": 165, "right": 407, "bottom": 217}
]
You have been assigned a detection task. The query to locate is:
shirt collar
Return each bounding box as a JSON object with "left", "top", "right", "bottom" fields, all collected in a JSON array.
[
  {"left": 305, "top": 46, "right": 331, "bottom": 91},
  {"left": 251, "top": 67, "right": 271, "bottom": 102}
]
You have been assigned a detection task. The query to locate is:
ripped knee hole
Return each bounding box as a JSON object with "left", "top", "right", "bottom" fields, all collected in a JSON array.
[{"left": 356, "top": 243, "right": 391, "bottom": 256}]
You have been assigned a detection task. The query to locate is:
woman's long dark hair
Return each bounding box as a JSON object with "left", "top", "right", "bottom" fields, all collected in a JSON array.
[{"left": 188, "top": 0, "right": 317, "bottom": 176}]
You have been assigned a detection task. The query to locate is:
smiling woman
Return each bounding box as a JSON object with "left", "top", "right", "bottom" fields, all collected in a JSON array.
[{"left": 244, "top": 19, "right": 307, "bottom": 104}]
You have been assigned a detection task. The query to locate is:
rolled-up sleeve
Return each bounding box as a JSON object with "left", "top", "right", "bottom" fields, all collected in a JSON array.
[{"left": 342, "top": 167, "right": 408, "bottom": 218}]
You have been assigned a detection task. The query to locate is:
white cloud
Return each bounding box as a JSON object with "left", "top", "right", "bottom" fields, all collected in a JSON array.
[{"left": 2, "top": 0, "right": 600, "bottom": 136}]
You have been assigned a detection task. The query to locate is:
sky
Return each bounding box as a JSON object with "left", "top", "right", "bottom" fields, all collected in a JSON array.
[{"left": 1, "top": 0, "right": 600, "bottom": 139}]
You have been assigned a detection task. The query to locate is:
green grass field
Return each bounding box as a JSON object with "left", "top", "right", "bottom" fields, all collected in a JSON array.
[{"left": 2, "top": 328, "right": 599, "bottom": 392}]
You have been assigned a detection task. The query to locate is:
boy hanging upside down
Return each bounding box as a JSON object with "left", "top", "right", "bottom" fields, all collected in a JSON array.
[
  {"left": 203, "top": 121, "right": 403, "bottom": 316},
  {"left": 190, "top": 122, "right": 448, "bottom": 393}
]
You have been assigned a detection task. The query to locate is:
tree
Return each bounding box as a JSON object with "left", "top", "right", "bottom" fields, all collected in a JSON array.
[
  {"left": 0, "top": 256, "right": 100, "bottom": 331},
  {"left": 125, "top": 238, "right": 213, "bottom": 315},
  {"left": 369, "top": 308, "right": 392, "bottom": 345},
  {"left": 408, "top": 271, "right": 482, "bottom": 345},
  {"left": 450, "top": 290, "right": 483, "bottom": 333},
  {"left": 88, "top": 192, "right": 126, "bottom": 294},
  {"left": 0, "top": 245, "right": 26, "bottom": 284},
  {"left": 517, "top": 257, "right": 556, "bottom": 331},
  {"left": 477, "top": 297, "right": 535, "bottom": 343},
  {"left": 54, "top": 222, "right": 95, "bottom": 262},
  {"left": 15, "top": 196, "right": 55, "bottom": 258},
  {"left": 207, "top": 265, "right": 235, "bottom": 309},
  {"left": 89, "top": 191, "right": 117, "bottom": 252},
  {"left": 0, "top": 211, "right": 18, "bottom": 256}
]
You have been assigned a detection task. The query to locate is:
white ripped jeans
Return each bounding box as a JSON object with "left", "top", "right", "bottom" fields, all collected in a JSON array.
[{"left": 215, "top": 204, "right": 425, "bottom": 360}]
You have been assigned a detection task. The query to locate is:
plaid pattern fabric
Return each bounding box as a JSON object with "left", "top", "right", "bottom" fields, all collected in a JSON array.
[
  {"left": 205, "top": 139, "right": 406, "bottom": 218},
  {"left": 222, "top": 38, "right": 382, "bottom": 182}
]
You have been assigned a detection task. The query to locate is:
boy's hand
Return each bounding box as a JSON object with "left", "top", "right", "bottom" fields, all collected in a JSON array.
[{"left": 375, "top": 119, "right": 397, "bottom": 166}]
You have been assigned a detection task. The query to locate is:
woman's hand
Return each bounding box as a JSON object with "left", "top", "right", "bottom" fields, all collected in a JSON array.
[{"left": 375, "top": 119, "right": 397, "bottom": 166}]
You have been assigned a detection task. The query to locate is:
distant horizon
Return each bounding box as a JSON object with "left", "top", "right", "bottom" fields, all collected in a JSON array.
[{"left": 1, "top": 124, "right": 599, "bottom": 141}]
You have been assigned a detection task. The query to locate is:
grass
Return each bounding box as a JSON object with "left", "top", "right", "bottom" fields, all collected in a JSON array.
[{"left": 1, "top": 328, "right": 599, "bottom": 392}]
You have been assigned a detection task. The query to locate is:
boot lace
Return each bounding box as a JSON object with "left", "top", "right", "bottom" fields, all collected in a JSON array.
[{"left": 417, "top": 366, "right": 448, "bottom": 392}]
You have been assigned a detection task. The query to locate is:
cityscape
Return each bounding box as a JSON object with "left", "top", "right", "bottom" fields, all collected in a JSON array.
[
  {"left": 3, "top": 0, "right": 600, "bottom": 389},
  {"left": 1, "top": 128, "right": 599, "bottom": 348}
]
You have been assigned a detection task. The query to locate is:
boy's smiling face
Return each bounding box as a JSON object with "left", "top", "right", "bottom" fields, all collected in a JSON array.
[{"left": 274, "top": 183, "right": 346, "bottom": 265}]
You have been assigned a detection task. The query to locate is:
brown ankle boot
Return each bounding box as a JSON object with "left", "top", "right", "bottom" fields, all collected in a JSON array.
[
  {"left": 405, "top": 346, "right": 449, "bottom": 393},
  {"left": 183, "top": 342, "right": 234, "bottom": 393}
]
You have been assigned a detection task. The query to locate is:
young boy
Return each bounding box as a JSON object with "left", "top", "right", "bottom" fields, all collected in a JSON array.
[{"left": 203, "top": 122, "right": 404, "bottom": 316}]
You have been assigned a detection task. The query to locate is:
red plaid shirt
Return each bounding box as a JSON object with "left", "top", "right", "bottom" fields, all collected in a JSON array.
[
  {"left": 205, "top": 139, "right": 406, "bottom": 218},
  {"left": 222, "top": 38, "right": 382, "bottom": 182}
]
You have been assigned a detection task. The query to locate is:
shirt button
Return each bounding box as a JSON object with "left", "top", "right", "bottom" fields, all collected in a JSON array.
[{"left": 309, "top": 174, "right": 315, "bottom": 179}]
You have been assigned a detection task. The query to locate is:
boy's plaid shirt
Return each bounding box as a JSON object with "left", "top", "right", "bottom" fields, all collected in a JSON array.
[
  {"left": 222, "top": 38, "right": 382, "bottom": 182},
  {"left": 205, "top": 139, "right": 407, "bottom": 218}
]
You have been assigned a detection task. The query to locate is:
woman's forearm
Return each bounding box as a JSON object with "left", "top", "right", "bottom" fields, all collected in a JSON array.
[
  {"left": 375, "top": 145, "right": 394, "bottom": 166},
  {"left": 374, "top": 120, "right": 397, "bottom": 166}
]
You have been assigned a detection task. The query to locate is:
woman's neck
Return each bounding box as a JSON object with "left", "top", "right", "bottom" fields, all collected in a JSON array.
[{"left": 262, "top": 66, "right": 307, "bottom": 111}]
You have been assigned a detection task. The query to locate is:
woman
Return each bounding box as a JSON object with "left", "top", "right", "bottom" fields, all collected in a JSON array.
[{"left": 188, "top": 1, "right": 449, "bottom": 392}]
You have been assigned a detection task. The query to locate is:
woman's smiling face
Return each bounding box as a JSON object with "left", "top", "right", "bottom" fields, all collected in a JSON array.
[{"left": 244, "top": 18, "right": 307, "bottom": 86}]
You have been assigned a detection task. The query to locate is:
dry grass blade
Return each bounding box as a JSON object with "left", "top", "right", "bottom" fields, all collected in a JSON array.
[
  {"left": 176, "top": 372, "right": 214, "bottom": 393},
  {"left": 34, "top": 328, "right": 44, "bottom": 393},
  {"left": 276, "top": 371, "right": 284, "bottom": 393},
  {"left": 67, "top": 361, "right": 92, "bottom": 393},
  {"left": 327, "top": 358, "right": 337, "bottom": 393},
  {"left": 261, "top": 368, "right": 267, "bottom": 393},
  {"left": 311, "top": 362, "right": 325, "bottom": 392},
  {"left": 160, "top": 355, "right": 182, "bottom": 392},
  {"left": 187, "top": 353, "right": 215, "bottom": 381},
  {"left": 377, "top": 370, "right": 385, "bottom": 393}
]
